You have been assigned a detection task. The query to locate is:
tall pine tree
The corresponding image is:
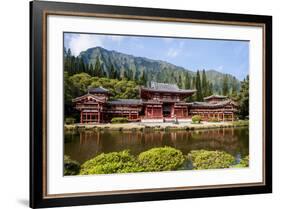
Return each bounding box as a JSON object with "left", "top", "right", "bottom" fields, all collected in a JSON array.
[
  {"left": 78, "top": 57, "right": 86, "bottom": 73},
  {"left": 140, "top": 70, "right": 147, "bottom": 86},
  {"left": 195, "top": 70, "right": 203, "bottom": 101},
  {"left": 178, "top": 74, "right": 183, "bottom": 88},
  {"left": 222, "top": 75, "right": 229, "bottom": 96},
  {"left": 192, "top": 76, "right": 196, "bottom": 89},
  {"left": 231, "top": 80, "right": 238, "bottom": 99},
  {"left": 69, "top": 56, "right": 76, "bottom": 75},
  {"left": 238, "top": 75, "right": 249, "bottom": 119},
  {"left": 201, "top": 69, "right": 208, "bottom": 97},
  {"left": 64, "top": 48, "right": 72, "bottom": 73},
  {"left": 207, "top": 82, "right": 213, "bottom": 96},
  {"left": 185, "top": 71, "right": 191, "bottom": 89}
]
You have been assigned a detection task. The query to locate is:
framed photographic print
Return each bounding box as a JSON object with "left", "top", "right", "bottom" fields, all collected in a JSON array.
[{"left": 30, "top": 0, "right": 272, "bottom": 208}]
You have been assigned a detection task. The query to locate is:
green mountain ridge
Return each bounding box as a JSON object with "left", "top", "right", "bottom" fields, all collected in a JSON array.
[{"left": 78, "top": 47, "right": 241, "bottom": 93}]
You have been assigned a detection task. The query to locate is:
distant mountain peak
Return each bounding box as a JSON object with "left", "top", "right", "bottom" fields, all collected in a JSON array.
[{"left": 76, "top": 46, "right": 241, "bottom": 93}]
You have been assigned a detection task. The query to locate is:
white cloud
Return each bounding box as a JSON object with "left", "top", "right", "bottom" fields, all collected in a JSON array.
[
  {"left": 217, "top": 65, "right": 224, "bottom": 71},
  {"left": 166, "top": 41, "right": 186, "bottom": 58},
  {"left": 167, "top": 48, "right": 180, "bottom": 57},
  {"left": 66, "top": 34, "right": 128, "bottom": 55},
  {"left": 67, "top": 34, "right": 104, "bottom": 56}
]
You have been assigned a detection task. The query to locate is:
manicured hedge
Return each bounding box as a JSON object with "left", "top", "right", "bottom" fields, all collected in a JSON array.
[
  {"left": 138, "top": 147, "right": 185, "bottom": 172},
  {"left": 76, "top": 148, "right": 240, "bottom": 175},
  {"left": 188, "top": 150, "right": 235, "bottom": 170},
  {"left": 191, "top": 115, "right": 202, "bottom": 124},
  {"left": 80, "top": 150, "right": 143, "bottom": 175},
  {"left": 111, "top": 117, "right": 129, "bottom": 124},
  {"left": 79, "top": 147, "right": 185, "bottom": 175},
  {"left": 64, "top": 155, "right": 80, "bottom": 175}
]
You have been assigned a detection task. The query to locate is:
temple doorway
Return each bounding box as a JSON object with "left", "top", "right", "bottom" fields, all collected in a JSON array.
[{"left": 163, "top": 103, "right": 172, "bottom": 117}]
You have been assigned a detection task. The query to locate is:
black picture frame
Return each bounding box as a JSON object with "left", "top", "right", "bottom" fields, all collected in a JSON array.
[{"left": 30, "top": 1, "right": 272, "bottom": 208}]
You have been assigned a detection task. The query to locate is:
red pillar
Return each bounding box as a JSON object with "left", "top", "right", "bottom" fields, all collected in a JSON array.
[
  {"left": 145, "top": 106, "right": 147, "bottom": 118},
  {"left": 80, "top": 112, "right": 83, "bottom": 124}
]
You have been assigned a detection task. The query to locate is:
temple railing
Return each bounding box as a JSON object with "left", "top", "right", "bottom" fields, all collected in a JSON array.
[{"left": 75, "top": 104, "right": 100, "bottom": 109}]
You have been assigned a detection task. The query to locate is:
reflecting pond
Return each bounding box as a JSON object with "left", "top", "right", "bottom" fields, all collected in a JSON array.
[{"left": 64, "top": 127, "right": 249, "bottom": 165}]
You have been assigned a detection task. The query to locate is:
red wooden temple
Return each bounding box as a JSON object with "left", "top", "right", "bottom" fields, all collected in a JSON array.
[
  {"left": 190, "top": 95, "right": 238, "bottom": 121},
  {"left": 140, "top": 82, "right": 196, "bottom": 121},
  {"left": 72, "top": 82, "right": 238, "bottom": 123}
]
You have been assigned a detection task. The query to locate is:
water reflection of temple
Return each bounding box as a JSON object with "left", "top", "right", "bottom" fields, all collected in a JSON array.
[{"left": 64, "top": 127, "right": 249, "bottom": 164}]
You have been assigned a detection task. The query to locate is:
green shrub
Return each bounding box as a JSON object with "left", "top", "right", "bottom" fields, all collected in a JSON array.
[
  {"left": 191, "top": 115, "right": 202, "bottom": 124},
  {"left": 208, "top": 117, "right": 220, "bottom": 122},
  {"left": 80, "top": 150, "right": 143, "bottom": 175},
  {"left": 188, "top": 150, "right": 235, "bottom": 170},
  {"left": 241, "top": 155, "right": 249, "bottom": 166},
  {"left": 111, "top": 117, "right": 129, "bottom": 124},
  {"left": 65, "top": 117, "right": 76, "bottom": 124},
  {"left": 64, "top": 155, "right": 80, "bottom": 175},
  {"left": 138, "top": 147, "right": 185, "bottom": 172},
  {"left": 233, "top": 155, "right": 249, "bottom": 168}
]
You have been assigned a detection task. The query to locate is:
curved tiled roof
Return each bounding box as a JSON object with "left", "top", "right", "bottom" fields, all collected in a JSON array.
[
  {"left": 88, "top": 86, "right": 109, "bottom": 94},
  {"left": 150, "top": 81, "right": 179, "bottom": 90},
  {"left": 204, "top": 95, "right": 228, "bottom": 100},
  {"left": 72, "top": 93, "right": 106, "bottom": 103},
  {"left": 191, "top": 100, "right": 238, "bottom": 108},
  {"left": 108, "top": 99, "right": 142, "bottom": 105},
  {"left": 141, "top": 81, "right": 197, "bottom": 94},
  {"left": 141, "top": 87, "right": 196, "bottom": 94}
]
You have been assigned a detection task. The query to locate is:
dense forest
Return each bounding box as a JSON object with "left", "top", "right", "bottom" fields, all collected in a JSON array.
[{"left": 64, "top": 47, "right": 249, "bottom": 119}]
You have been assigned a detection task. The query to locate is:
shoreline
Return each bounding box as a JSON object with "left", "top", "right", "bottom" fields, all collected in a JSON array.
[{"left": 64, "top": 120, "right": 249, "bottom": 132}]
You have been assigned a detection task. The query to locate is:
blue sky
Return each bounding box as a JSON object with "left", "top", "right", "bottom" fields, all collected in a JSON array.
[{"left": 64, "top": 33, "right": 249, "bottom": 80}]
